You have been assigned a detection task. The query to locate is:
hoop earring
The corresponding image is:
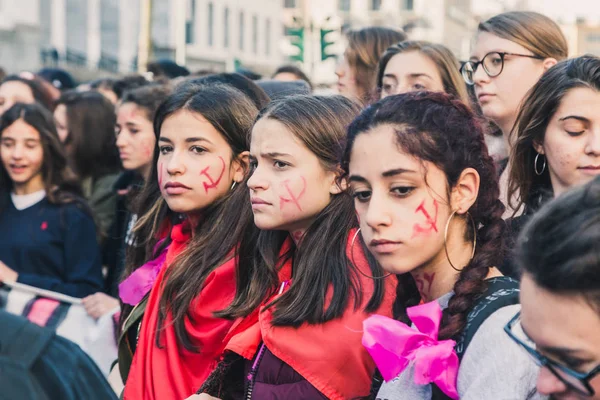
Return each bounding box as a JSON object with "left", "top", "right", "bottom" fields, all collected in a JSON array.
[
  {"left": 230, "top": 181, "right": 237, "bottom": 191},
  {"left": 444, "top": 210, "right": 477, "bottom": 272},
  {"left": 534, "top": 153, "right": 546, "bottom": 176},
  {"left": 350, "top": 228, "right": 392, "bottom": 279}
]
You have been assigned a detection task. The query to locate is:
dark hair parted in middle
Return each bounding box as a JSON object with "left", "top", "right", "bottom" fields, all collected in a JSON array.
[
  {"left": 55, "top": 90, "right": 121, "bottom": 180},
  {"left": 121, "top": 83, "right": 259, "bottom": 350},
  {"left": 376, "top": 40, "right": 470, "bottom": 105},
  {"left": 342, "top": 91, "right": 506, "bottom": 340},
  {"left": 219, "top": 95, "right": 388, "bottom": 326},
  {"left": 509, "top": 55, "right": 600, "bottom": 214}
]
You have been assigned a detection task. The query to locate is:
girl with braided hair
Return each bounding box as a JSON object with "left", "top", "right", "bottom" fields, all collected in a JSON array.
[{"left": 343, "top": 91, "right": 541, "bottom": 399}]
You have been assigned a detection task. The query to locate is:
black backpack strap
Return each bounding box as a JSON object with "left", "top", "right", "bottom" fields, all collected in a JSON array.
[
  {"left": 0, "top": 311, "right": 54, "bottom": 369},
  {"left": 455, "top": 277, "right": 520, "bottom": 360}
]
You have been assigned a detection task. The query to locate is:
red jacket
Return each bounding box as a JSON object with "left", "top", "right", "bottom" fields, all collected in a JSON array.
[
  {"left": 124, "top": 223, "right": 237, "bottom": 400},
  {"left": 225, "top": 230, "right": 397, "bottom": 400}
]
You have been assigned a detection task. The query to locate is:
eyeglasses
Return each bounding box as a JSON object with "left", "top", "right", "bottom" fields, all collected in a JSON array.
[
  {"left": 504, "top": 311, "right": 600, "bottom": 396},
  {"left": 460, "top": 52, "right": 544, "bottom": 85}
]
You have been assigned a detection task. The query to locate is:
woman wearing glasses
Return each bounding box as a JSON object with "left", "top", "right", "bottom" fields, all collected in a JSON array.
[
  {"left": 461, "top": 11, "right": 568, "bottom": 216},
  {"left": 507, "top": 175, "right": 600, "bottom": 399}
]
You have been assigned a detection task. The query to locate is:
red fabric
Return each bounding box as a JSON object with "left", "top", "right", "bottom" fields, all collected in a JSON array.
[
  {"left": 123, "top": 222, "right": 237, "bottom": 400},
  {"left": 225, "top": 230, "right": 397, "bottom": 400}
]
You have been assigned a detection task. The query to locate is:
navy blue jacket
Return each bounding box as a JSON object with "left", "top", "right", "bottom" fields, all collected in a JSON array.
[{"left": 0, "top": 195, "right": 103, "bottom": 298}]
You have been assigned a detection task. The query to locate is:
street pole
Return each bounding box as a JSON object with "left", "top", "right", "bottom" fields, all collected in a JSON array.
[
  {"left": 137, "top": 0, "right": 153, "bottom": 74},
  {"left": 175, "top": 0, "right": 187, "bottom": 66}
]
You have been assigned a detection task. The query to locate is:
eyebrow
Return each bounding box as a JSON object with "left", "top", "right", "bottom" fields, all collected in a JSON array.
[
  {"left": 262, "top": 151, "right": 292, "bottom": 158},
  {"left": 559, "top": 115, "right": 589, "bottom": 123},
  {"left": 348, "top": 168, "right": 417, "bottom": 183},
  {"left": 383, "top": 73, "right": 398, "bottom": 80},
  {"left": 522, "top": 326, "right": 588, "bottom": 358},
  {"left": 408, "top": 73, "right": 433, "bottom": 80},
  {"left": 158, "top": 136, "right": 212, "bottom": 144}
]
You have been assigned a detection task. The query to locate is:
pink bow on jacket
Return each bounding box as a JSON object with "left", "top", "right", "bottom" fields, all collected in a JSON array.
[
  {"left": 362, "top": 301, "right": 459, "bottom": 399},
  {"left": 118, "top": 243, "right": 168, "bottom": 306}
]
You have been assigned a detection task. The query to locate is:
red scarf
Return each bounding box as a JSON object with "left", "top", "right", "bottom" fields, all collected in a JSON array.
[
  {"left": 225, "top": 230, "right": 397, "bottom": 400},
  {"left": 124, "top": 222, "right": 237, "bottom": 400}
]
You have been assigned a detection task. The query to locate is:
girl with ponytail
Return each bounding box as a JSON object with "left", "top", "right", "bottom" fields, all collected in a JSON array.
[{"left": 343, "top": 91, "right": 541, "bottom": 399}]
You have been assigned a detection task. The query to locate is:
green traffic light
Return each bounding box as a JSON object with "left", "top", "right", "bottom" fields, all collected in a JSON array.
[
  {"left": 287, "top": 26, "right": 304, "bottom": 63},
  {"left": 320, "top": 28, "right": 336, "bottom": 61}
]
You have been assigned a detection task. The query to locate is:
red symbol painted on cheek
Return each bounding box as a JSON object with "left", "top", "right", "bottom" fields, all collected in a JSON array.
[
  {"left": 279, "top": 177, "right": 307, "bottom": 211},
  {"left": 200, "top": 156, "right": 226, "bottom": 193},
  {"left": 40, "top": 221, "right": 48, "bottom": 231},
  {"left": 411, "top": 199, "right": 439, "bottom": 238}
]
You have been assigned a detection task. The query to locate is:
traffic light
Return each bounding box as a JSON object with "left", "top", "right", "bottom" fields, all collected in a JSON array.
[
  {"left": 287, "top": 27, "right": 304, "bottom": 63},
  {"left": 320, "top": 28, "right": 336, "bottom": 61}
]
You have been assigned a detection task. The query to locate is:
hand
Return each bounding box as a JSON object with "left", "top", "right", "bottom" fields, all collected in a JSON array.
[
  {"left": 0, "top": 260, "right": 18, "bottom": 283},
  {"left": 185, "top": 395, "right": 222, "bottom": 400},
  {"left": 82, "top": 292, "right": 120, "bottom": 319}
]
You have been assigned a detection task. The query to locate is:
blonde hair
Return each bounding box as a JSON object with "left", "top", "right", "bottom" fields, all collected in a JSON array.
[
  {"left": 478, "top": 11, "right": 568, "bottom": 61},
  {"left": 376, "top": 40, "right": 471, "bottom": 106},
  {"left": 345, "top": 27, "right": 406, "bottom": 104}
]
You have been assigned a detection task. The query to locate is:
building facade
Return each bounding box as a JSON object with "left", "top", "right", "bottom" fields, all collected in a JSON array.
[{"left": 35, "top": 0, "right": 284, "bottom": 75}]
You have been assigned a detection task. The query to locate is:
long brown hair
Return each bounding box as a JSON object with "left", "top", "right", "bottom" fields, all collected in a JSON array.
[
  {"left": 219, "top": 95, "right": 388, "bottom": 326},
  {"left": 343, "top": 91, "right": 505, "bottom": 340},
  {"left": 376, "top": 40, "right": 470, "bottom": 105},
  {"left": 0, "top": 103, "right": 86, "bottom": 213},
  {"left": 509, "top": 55, "right": 600, "bottom": 214},
  {"left": 478, "top": 11, "right": 568, "bottom": 62},
  {"left": 55, "top": 90, "right": 121, "bottom": 181},
  {"left": 344, "top": 27, "right": 406, "bottom": 104},
  {"left": 120, "top": 84, "right": 259, "bottom": 351}
]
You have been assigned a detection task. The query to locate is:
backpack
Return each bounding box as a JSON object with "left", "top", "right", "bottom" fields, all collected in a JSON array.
[{"left": 0, "top": 310, "right": 117, "bottom": 400}]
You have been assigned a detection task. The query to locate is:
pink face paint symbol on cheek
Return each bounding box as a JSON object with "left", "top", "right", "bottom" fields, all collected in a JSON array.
[
  {"left": 200, "top": 156, "right": 226, "bottom": 193},
  {"left": 279, "top": 177, "right": 307, "bottom": 211},
  {"left": 411, "top": 199, "right": 439, "bottom": 238}
]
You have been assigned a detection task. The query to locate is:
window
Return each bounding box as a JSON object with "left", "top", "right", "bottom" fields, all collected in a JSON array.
[
  {"left": 404, "top": 0, "right": 414, "bottom": 10},
  {"left": 339, "top": 0, "right": 351, "bottom": 11},
  {"left": 239, "top": 12, "right": 244, "bottom": 51},
  {"left": 370, "top": 0, "right": 381, "bottom": 10},
  {"left": 224, "top": 8, "right": 230, "bottom": 48},
  {"left": 284, "top": 0, "right": 296, "bottom": 8},
  {"left": 185, "top": 0, "right": 196, "bottom": 44},
  {"left": 207, "top": 2, "right": 214, "bottom": 46},
  {"left": 252, "top": 15, "right": 258, "bottom": 54},
  {"left": 265, "top": 19, "right": 271, "bottom": 55}
]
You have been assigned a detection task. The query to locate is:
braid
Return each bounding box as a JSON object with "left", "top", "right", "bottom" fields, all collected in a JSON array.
[{"left": 439, "top": 197, "right": 506, "bottom": 340}]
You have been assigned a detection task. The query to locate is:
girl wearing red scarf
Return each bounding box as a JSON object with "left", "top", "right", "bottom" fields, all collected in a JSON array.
[
  {"left": 118, "top": 83, "right": 261, "bottom": 400},
  {"left": 194, "top": 95, "right": 397, "bottom": 400}
]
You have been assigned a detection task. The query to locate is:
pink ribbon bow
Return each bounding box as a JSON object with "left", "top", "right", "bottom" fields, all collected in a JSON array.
[
  {"left": 118, "top": 244, "right": 168, "bottom": 306},
  {"left": 362, "top": 301, "right": 459, "bottom": 399}
]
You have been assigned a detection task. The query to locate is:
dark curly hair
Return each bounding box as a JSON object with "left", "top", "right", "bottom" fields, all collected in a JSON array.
[{"left": 342, "top": 91, "right": 506, "bottom": 340}]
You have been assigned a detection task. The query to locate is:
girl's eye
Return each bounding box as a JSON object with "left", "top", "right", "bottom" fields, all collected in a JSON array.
[
  {"left": 566, "top": 130, "right": 585, "bottom": 136},
  {"left": 130, "top": 129, "right": 140, "bottom": 135},
  {"left": 391, "top": 186, "right": 415, "bottom": 197},
  {"left": 249, "top": 160, "right": 258, "bottom": 170},
  {"left": 413, "top": 84, "right": 426, "bottom": 90},
  {"left": 273, "top": 160, "right": 288, "bottom": 169},
  {"left": 352, "top": 190, "right": 372, "bottom": 202},
  {"left": 159, "top": 146, "right": 172, "bottom": 154},
  {"left": 191, "top": 146, "right": 206, "bottom": 154}
]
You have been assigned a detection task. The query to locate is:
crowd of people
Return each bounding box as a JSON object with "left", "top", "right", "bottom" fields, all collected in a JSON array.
[{"left": 0, "top": 9, "right": 599, "bottom": 400}]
